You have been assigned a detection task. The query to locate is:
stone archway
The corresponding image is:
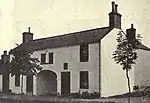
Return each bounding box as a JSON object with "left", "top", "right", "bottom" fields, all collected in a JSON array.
[{"left": 37, "top": 70, "right": 57, "bottom": 95}]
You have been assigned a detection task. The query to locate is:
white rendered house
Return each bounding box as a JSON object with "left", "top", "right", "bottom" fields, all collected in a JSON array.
[{"left": 6, "top": 1, "right": 150, "bottom": 97}]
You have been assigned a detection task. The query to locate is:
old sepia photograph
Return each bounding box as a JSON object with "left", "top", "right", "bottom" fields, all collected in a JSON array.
[{"left": 0, "top": 0, "right": 149, "bottom": 103}]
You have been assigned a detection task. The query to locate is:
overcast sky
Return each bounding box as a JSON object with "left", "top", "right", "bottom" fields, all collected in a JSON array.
[{"left": 0, "top": 0, "right": 149, "bottom": 55}]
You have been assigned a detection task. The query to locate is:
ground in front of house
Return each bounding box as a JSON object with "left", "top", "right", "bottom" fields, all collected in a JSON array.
[{"left": 1, "top": 93, "right": 150, "bottom": 103}]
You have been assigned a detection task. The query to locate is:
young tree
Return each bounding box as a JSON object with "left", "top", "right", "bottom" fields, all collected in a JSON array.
[
  {"left": 112, "top": 30, "right": 140, "bottom": 102},
  {"left": 9, "top": 51, "right": 42, "bottom": 94}
]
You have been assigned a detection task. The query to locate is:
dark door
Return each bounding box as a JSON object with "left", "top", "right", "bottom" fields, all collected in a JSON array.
[
  {"left": 26, "top": 76, "right": 33, "bottom": 94},
  {"left": 2, "top": 74, "right": 9, "bottom": 93},
  {"left": 61, "top": 72, "right": 70, "bottom": 95}
]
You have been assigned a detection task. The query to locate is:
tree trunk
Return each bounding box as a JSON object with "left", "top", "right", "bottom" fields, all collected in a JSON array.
[{"left": 126, "top": 69, "right": 131, "bottom": 103}]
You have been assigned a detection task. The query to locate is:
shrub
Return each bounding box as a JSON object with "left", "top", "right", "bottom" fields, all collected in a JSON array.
[
  {"left": 133, "top": 85, "right": 139, "bottom": 91},
  {"left": 61, "top": 91, "right": 100, "bottom": 99}
]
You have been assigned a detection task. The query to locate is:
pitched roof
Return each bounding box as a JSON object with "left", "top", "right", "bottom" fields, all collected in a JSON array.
[
  {"left": 135, "top": 42, "right": 150, "bottom": 51},
  {"left": 9, "top": 27, "right": 111, "bottom": 54}
]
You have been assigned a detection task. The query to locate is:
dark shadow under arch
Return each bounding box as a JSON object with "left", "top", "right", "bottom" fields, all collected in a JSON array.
[{"left": 37, "top": 70, "right": 57, "bottom": 95}]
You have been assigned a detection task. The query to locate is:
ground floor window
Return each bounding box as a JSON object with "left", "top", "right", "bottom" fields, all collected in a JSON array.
[
  {"left": 15, "top": 74, "right": 20, "bottom": 86},
  {"left": 80, "top": 71, "right": 89, "bottom": 89}
]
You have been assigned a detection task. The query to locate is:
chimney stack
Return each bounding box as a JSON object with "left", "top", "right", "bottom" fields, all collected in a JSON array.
[
  {"left": 126, "top": 24, "right": 136, "bottom": 44},
  {"left": 109, "top": 1, "right": 122, "bottom": 29},
  {"left": 22, "top": 27, "right": 34, "bottom": 43},
  {"left": 115, "top": 4, "right": 118, "bottom": 13},
  {"left": 1, "top": 51, "right": 10, "bottom": 63}
]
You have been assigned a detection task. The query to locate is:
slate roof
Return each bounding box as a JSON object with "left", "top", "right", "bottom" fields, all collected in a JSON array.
[
  {"left": 9, "top": 26, "right": 150, "bottom": 54},
  {"left": 135, "top": 41, "right": 150, "bottom": 51},
  {"left": 9, "top": 27, "right": 111, "bottom": 54}
]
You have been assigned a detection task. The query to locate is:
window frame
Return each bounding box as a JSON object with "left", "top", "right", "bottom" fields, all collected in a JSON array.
[
  {"left": 41, "top": 53, "right": 46, "bottom": 64},
  {"left": 15, "top": 74, "right": 20, "bottom": 87},
  {"left": 80, "top": 44, "right": 89, "bottom": 62},
  {"left": 49, "top": 53, "right": 53, "bottom": 64},
  {"left": 64, "top": 63, "right": 68, "bottom": 70},
  {"left": 80, "top": 71, "right": 89, "bottom": 89}
]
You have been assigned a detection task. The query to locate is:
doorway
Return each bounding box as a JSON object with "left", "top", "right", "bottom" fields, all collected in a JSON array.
[
  {"left": 61, "top": 72, "right": 70, "bottom": 95},
  {"left": 26, "top": 76, "right": 33, "bottom": 94}
]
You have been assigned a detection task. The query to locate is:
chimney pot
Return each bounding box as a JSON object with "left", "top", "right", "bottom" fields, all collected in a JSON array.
[
  {"left": 131, "top": 24, "right": 134, "bottom": 28},
  {"left": 115, "top": 4, "right": 118, "bottom": 13},
  {"left": 112, "top": 1, "right": 115, "bottom": 12},
  {"left": 28, "top": 27, "right": 31, "bottom": 33}
]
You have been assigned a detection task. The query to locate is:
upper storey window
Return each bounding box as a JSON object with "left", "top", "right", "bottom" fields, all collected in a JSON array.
[
  {"left": 49, "top": 53, "right": 53, "bottom": 64},
  {"left": 80, "top": 44, "right": 89, "bottom": 62},
  {"left": 41, "top": 52, "right": 54, "bottom": 64},
  {"left": 41, "top": 53, "right": 46, "bottom": 64}
]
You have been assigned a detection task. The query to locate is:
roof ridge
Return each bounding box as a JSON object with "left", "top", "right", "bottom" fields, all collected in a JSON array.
[{"left": 32, "top": 26, "right": 109, "bottom": 42}]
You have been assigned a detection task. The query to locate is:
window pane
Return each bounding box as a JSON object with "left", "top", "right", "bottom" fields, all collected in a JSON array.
[
  {"left": 41, "top": 53, "right": 46, "bottom": 64},
  {"left": 80, "top": 44, "right": 89, "bottom": 62},
  {"left": 64, "top": 63, "right": 68, "bottom": 70},
  {"left": 80, "top": 71, "right": 89, "bottom": 89},
  {"left": 49, "top": 53, "right": 53, "bottom": 64},
  {"left": 15, "top": 74, "right": 20, "bottom": 87}
]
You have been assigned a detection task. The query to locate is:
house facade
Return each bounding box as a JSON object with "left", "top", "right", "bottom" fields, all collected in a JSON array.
[
  {"left": 8, "top": 2, "right": 125, "bottom": 97},
  {"left": 0, "top": 1, "right": 149, "bottom": 97}
]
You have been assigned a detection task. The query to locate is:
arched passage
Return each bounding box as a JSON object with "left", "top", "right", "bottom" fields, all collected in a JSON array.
[{"left": 37, "top": 70, "right": 57, "bottom": 95}]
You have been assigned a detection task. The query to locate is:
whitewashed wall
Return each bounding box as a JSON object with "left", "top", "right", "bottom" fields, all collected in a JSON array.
[
  {"left": 134, "top": 49, "right": 150, "bottom": 89},
  {"left": 10, "top": 42, "right": 100, "bottom": 95},
  {"left": 32, "top": 43, "right": 100, "bottom": 95},
  {"left": 101, "top": 28, "right": 134, "bottom": 97},
  {"left": 9, "top": 75, "right": 26, "bottom": 94}
]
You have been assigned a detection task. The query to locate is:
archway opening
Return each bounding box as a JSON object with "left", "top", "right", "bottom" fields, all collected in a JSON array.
[{"left": 37, "top": 70, "right": 57, "bottom": 95}]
